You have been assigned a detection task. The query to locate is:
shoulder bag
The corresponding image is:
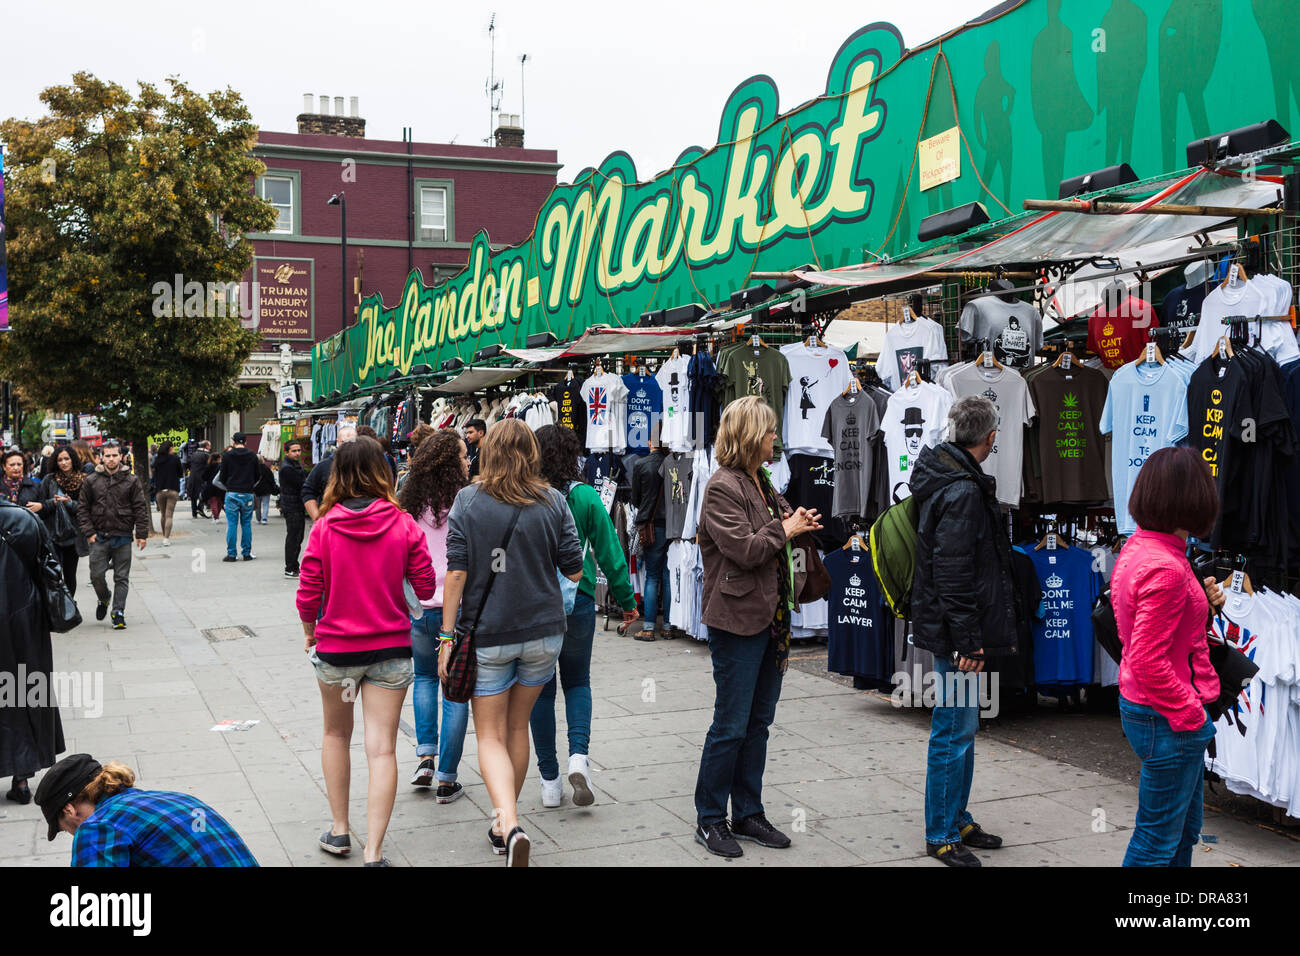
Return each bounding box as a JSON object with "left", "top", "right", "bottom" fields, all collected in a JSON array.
[
  {"left": 0, "top": 517, "right": 82, "bottom": 633},
  {"left": 442, "top": 505, "right": 522, "bottom": 704}
]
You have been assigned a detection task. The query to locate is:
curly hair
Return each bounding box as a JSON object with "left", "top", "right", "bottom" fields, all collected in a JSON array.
[
  {"left": 534, "top": 425, "right": 583, "bottom": 489},
  {"left": 399, "top": 428, "right": 467, "bottom": 527}
]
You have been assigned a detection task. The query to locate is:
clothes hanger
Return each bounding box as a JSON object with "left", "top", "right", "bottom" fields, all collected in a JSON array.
[
  {"left": 842, "top": 374, "right": 862, "bottom": 396},
  {"left": 1034, "top": 522, "right": 1061, "bottom": 551},
  {"left": 1220, "top": 261, "right": 1249, "bottom": 289},
  {"left": 978, "top": 348, "right": 1003, "bottom": 370},
  {"left": 1051, "top": 347, "right": 1074, "bottom": 370},
  {"left": 903, "top": 369, "right": 923, "bottom": 389}
]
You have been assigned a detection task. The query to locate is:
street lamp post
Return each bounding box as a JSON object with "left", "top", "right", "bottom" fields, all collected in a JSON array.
[{"left": 328, "top": 193, "right": 347, "bottom": 327}]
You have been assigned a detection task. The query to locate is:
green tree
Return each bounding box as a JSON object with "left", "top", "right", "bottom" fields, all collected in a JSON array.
[{"left": 0, "top": 72, "right": 275, "bottom": 486}]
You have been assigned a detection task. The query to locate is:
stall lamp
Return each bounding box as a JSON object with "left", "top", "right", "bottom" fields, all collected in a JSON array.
[
  {"left": 525, "top": 331, "right": 557, "bottom": 349},
  {"left": 918, "top": 202, "right": 990, "bottom": 242},
  {"left": 387, "top": 369, "right": 404, "bottom": 381},
  {"left": 664, "top": 303, "right": 707, "bottom": 327},
  {"left": 638, "top": 309, "right": 666, "bottom": 327},
  {"left": 328, "top": 390, "right": 342, "bottom": 401},
  {"left": 1187, "top": 120, "right": 1289, "bottom": 167},
  {"left": 440, "top": 358, "right": 465, "bottom": 372},
  {"left": 729, "top": 284, "right": 774, "bottom": 310},
  {"left": 474, "top": 345, "right": 503, "bottom": 361},
  {"left": 1058, "top": 164, "right": 1137, "bottom": 199},
  {"left": 409, "top": 363, "right": 433, "bottom": 376}
]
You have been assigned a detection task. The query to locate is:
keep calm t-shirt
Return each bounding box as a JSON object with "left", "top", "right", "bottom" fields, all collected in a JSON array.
[
  {"left": 1028, "top": 544, "right": 1102, "bottom": 686},
  {"left": 1087, "top": 296, "right": 1159, "bottom": 369},
  {"left": 1099, "top": 361, "right": 1188, "bottom": 535},
  {"left": 881, "top": 382, "right": 952, "bottom": 501},
  {"left": 1029, "top": 363, "right": 1110, "bottom": 504},
  {"left": 781, "top": 342, "right": 851, "bottom": 455},
  {"left": 820, "top": 392, "right": 881, "bottom": 518},
  {"left": 945, "top": 364, "right": 1035, "bottom": 507},
  {"left": 622, "top": 373, "right": 663, "bottom": 455},
  {"left": 550, "top": 379, "right": 586, "bottom": 443}
]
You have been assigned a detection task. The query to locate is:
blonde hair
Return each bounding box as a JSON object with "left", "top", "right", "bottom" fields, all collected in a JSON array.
[
  {"left": 79, "top": 761, "right": 136, "bottom": 805},
  {"left": 476, "top": 418, "right": 550, "bottom": 506},
  {"left": 715, "top": 396, "right": 777, "bottom": 471}
]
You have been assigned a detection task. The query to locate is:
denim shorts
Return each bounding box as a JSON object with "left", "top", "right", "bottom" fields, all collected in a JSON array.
[
  {"left": 474, "top": 634, "right": 564, "bottom": 696},
  {"left": 310, "top": 650, "right": 414, "bottom": 691}
]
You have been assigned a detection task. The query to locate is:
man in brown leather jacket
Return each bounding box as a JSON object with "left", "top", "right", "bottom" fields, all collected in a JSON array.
[{"left": 76, "top": 442, "right": 149, "bottom": 629}]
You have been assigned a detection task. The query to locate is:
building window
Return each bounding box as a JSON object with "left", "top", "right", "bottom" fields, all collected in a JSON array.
[
  {"left": 259, "top": 175, "right": 294, "bottom": 234},
  {"left": 420, "top": 186, "right": 447, "bottom": 241}
]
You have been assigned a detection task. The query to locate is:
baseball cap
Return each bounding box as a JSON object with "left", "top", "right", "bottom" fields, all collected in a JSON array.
[
  {"left": 34, "top": 753, "right": 102, "bottom": 841},
  {"left": 232, "top": 432, "right": 247, "bottom": 444}
]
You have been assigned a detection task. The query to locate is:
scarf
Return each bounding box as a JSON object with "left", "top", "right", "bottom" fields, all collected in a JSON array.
[
  {"left": 54, "top": 469, "right": 85, "bottom": 496},
  {"left": 756, "top": 466, "right": 794, "bottom": 675},
  {"left": 2, "top": 475, "right": 22, "bottom": 503}
]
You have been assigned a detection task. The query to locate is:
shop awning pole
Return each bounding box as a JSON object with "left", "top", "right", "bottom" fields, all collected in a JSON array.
[{"left": 1022, "top": 199, "right": 1286, "bottom": 217}]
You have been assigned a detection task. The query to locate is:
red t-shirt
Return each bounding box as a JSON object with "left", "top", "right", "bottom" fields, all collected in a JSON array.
[{"left": 1087, "top": 296, "right": 1159, "bottom": 368}]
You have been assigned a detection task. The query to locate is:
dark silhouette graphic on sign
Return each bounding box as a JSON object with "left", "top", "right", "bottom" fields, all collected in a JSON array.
[
  {"left": 1097, "top": 0, "right": 1147, "bottom": 166},
  {"left": 1251, "top": 0, "right": 1300, "bottom": 126},
  {"left": 1031, "top": 0, "right": 1094, "bottom": 196},
  {"left": 975, "top": 41, "right": 1016, "bottom": 200},
  {"left": 1159, "top": 0, "right": 1223, "bottom": 174}
]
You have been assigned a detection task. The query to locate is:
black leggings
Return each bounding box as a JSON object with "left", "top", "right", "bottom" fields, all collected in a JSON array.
[{"left": 58, "top": 544, "right": 79, "bottom": 599}]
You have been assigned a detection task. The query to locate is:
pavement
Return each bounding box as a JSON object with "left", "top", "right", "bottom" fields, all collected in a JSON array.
[{"left": 2, "top": 506, "right": 1297, "bottom": 867}]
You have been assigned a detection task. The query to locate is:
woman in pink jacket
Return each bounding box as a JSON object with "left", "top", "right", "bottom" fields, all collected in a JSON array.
[
  {"left": 1110, "top": 447, "right": 1225, "bottom": 867},
  {"left": 297, "top": 437, "right": 435, "bottom": 867}
]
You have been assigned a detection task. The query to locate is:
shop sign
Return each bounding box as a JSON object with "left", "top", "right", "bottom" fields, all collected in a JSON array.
[
  {"left": 252, "top": 258, "right": 313, "bottom": 341},
  {"left": 918, "top": 127, "right": 961, "bottom": 192},
  {"left": 148, "top": 428, "right": 188, "bottom": 448}
]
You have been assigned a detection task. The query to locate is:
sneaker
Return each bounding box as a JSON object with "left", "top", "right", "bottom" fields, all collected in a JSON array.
[
  {"left": 960, "top": 822, "right": 1003, "bottom": 849},
  {"left": 284, "top": 569, "right": 299, "bottom": 578},
  {"left": 111, "top": 611, "right": 125, "bottom": 630},
  {"left": 242, "top": 553, "right": 256, "bottom": 561},
  {"left": 363, "top": 857, "right": 391, "bottom": 867},
  {"left": 926, "top": 841, "right": 981, "bottom": 867},
  {"left": 506, "top": 827, "right": 530, "bottom": 867},
  {"left": 540, "top": 775, "right": 563, "bottom": 808},
  {"left": 162, "top": 538, "right": 171, "bottom": 547},
  {"left": 488, "top": 825, "right": 506, "bottom": 856},
  {"left": 222, "top": 555, "right": 237, "bottom": 563},
  {"left": 568, "top": 754, "right": 594, "bottom": 807},
  {"left": 731, "top": 813, "right": 791, "bottom": 849},
  {"left": 95, "top": 601, "right": 108, "bottom": 621},
  {"left": 695, "top": 821, "right": 743, "bottom": 858},
  {"left": 319, "top": 830, "right": 351, "bottom": 855},
  {"left": 410, "top": 758, "right": 436, "bottom": 787},
  {"left": 436, "top": 782, "right": 464, "bottom": 804}
]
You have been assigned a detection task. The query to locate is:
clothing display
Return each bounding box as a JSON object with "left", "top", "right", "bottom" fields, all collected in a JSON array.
[
  {"left": 581, "top": 371, "right": 629, "bottom": 453},
  {"left": 958, "top": 296, "right": 1043, "bottom": 368},
  {"left": 659, "top": 452, "right": 693, "bottom": 541},
  {"left": 1087, "top": 295, "right": 1160, "bottom": 369},
  {"left": 824, "top": 546, "right": 894, "bottom": 690},
  {"left": 656, "top": 355, "right": 692, "bottom": 452},
  {"left": 622, "top": 371, "right": 663, "bottom": 454},
  {"left": 820, "top": 391, "right": 880, "bottom": 518},
  {"left": 687, "top": 350, "right": 722, "bottom": 448},
  {"left": 784, "top": 453, "right": 848, "bottom": 552},
  {"left": 1162, "top": 282, "right": 1209, "bottom": 333},
  {"left": 945, "top": 364, "right": 1035, "bottom": 507},
  {"left": 881, "top": 381, "right": 952, "bottom": 501},
  {"left": 1027, "top": 363, "right": 1110, "bottom": 504},
  {"left": 781, "top": 342, "right": 852, "bottom": 455},
  {"left": 1190, "top": 272, "right": 1299, "bottom": 366},
  {"left": 874, "top": 318, "right": 949, "bottom": 391},
  {"left": 550, "top": 378, "right": 587, "bottom": 443},
  {"left": 715, "top": 341, "right": 791, "bottom": 451},
  {"left": 1026, "top": 544, "right": 1102, "bottom": 689}
]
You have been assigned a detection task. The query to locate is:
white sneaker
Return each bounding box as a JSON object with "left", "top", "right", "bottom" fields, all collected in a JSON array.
[
  {"left": 568, "top": 754, "right": 594, "bottom": 807},
  {"left": 540, "top": 775, "right": 563, "bottom": 808},
  {"left": 162, "top": 538, "right": 170, "bottom": 547}
]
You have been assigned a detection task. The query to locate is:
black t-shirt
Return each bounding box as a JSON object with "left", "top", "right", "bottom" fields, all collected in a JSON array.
[
  {"left": 550, "top": 380, "right": 587, "bottom": 443},
  {"left": 1162, "top": 282, "right": 1208, "bottom": 332},
  {"left": 784, "top": 453, "right": 850, "bottom": 551}
]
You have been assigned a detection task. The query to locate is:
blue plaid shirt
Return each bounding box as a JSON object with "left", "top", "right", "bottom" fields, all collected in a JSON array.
[{"left": 71, "top": 790, "right": 258, "bottom": 867}]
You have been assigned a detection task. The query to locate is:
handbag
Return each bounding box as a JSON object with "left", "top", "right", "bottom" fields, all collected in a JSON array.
[
  {"left": 442, "top": 506, "right": 522, "bottom": 704},
  {"left": 1091, "top": 587, "right": 1123, "bottom": 664},
  {"left": 48, "top": 499, "right": 78, "bottom": 549},
  {"left": 0, "top": 517, "right": 82, "bottom": 633},
  {"left": 793, "top": 531, "right": 831, "bottom": 604}
]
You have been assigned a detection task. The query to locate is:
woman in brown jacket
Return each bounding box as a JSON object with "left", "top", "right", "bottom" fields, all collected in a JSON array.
[{"left": 693, "top": 395, "right": 821, "bottom": 858}]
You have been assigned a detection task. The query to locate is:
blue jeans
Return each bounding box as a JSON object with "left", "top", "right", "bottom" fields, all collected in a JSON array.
[
  {"left": 694, "top": 626, "right": 783, "bottom": 827},
  {"left": 924, "top": 656, "right": 980, "bottom": 845},
  {"left": 1119, "top": 697, "right": 1215, "bottom": 866},
  {"left": 225, "top": 492, "right": 254, "bottom": 557},
  {"left": 409, "top": 610, "right": 470, "bottom": 783},
  {"left": 255, "top": 495, "right": 270, "bottom": 522},
  {"left": 529, "top": 591, "right": 597, "bottom": 780},
  {"left": 641, "top": 525, "right": 670, "bottom": 626}
]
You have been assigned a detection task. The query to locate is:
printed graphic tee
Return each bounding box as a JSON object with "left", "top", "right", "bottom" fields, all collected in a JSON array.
[
  {"left": 659, "top": 452, "right": 694, "bottom": 541},
  {"left": 1028, "top": 544, "right": 1102, "bottom": 687},
  {"left": 875, "top": 318, "right": 949, "bottom": 390},
  {"left": 716, "top": 343, "right": 791, "bottom": 451},
  {"left": 945, "top": 364, "right": 1035, "bottom": 507},
  {"left": 1087, "top": 295, "right": 1159, "bottom": 369},
  {"left": 1099, "top": 361, "right": 1189, "bottom": 534},
  {"left": 881, "top": 381, "right": 952, "bottom": 501},
  {"left": 550, "top": 379, "right": 587, "bottom": 444},
  {"left": 1162, "top": 282, "right": 1208, "bottom": 333},
  {"left": 958, "top": 297, "right": 1043, "bottom": 368},
  {"left": 581, "top": 372, "right": 629, "bottom": 453},
  {"left": 824, "top": 547, "right": 894, "bottom": 689},
  {"left": 622, "top": 373, "right": 663, "bottom": 455},
  {"left": 1028, "top": 363, "right": 1110, "bottom": 504},
  {"left": 656, "top": 356, "right": 692, "bottom": 452},
  {"left": 781, "top": 342, "right": 852, "bottom": 455},
  {"left": 785, "top": 453, "right": 845, "bottom": 551},
  {"left": 820, "top": 392, "right": 881, "bottom": 518}
]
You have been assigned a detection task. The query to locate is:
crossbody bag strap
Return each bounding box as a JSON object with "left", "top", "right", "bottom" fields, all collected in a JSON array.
[{"left": 466, "top": 505, "right": 523, "bottom": 634}]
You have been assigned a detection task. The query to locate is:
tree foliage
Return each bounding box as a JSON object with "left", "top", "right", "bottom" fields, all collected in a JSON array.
[{"left": 0, "top": 73, "right": 276, "bottom": 453}]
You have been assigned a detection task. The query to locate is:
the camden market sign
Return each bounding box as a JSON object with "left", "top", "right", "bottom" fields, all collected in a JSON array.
[{"left": 314, "top": 0, "right": 1298, "bottom": 395}]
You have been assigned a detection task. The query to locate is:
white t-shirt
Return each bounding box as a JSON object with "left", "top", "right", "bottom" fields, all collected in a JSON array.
[
  {"left": 881, "top": 381, "right": 952, "bottom": 501},
  {"left": 656, "top": 356, "right": 692, "bottom": 452},
  {"left": 1206, "top": 592, "right": 1278, "bottom": 797},
  {"left": 944, "top": 364, "right": 1035, "bottom": 507},
  {"left": 581, "top": 372, "right": 629, "bottom": 453},
  {"left": 875, "top": 318, "right": 949, "bottom": 392},
  {"left": 780, "top": 342, "right": 852, "bottom": 455},
  {"left": 1191, "top": 275, "right": 1300, "bottom": 365}
]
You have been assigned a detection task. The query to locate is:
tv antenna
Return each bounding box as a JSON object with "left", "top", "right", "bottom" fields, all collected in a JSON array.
[
  {"left": 484, "top": 13, "right": 503, "bottom": 143},
  {"left": 520, "top": 53, "right": 529, "bottom": 130}
]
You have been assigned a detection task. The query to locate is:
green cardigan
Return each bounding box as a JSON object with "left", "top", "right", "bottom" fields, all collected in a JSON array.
[{"left": 566, "top": 481, "right": 636, "bottom": 612}]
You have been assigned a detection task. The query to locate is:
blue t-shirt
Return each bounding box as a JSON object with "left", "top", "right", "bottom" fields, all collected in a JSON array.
[
  {"left": 1099, "top": 361, "right": 1188, "bottom": 535},
  {"left": 1027, "top": 544, "right": 1102, "bottom": 688},
  {"left": 824, "top": 547, "right": 893, "bottom": 688},
  {"left": 622, "top": 373, "right": 663, "bottom": 455}
]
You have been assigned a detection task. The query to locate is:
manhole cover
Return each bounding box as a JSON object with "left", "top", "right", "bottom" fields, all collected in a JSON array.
[{"left": 202, "top": 625, "right": 257, "bottom": 642}]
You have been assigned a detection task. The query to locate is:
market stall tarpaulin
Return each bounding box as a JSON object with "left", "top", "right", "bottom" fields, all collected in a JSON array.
[{"left": 503, "top": 326, "right": 693, "bottom": 363}]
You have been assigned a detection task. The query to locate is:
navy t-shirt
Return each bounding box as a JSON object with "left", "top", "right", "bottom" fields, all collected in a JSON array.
[
  {"left": 1026, "top": 544, "right": 1102, "bottom": 688},
  {"left": 622, "top": 373, "right": 663, "bottom": 455},
  {"left": 824, "top": 547, "right": 893, "bottom": 689}
]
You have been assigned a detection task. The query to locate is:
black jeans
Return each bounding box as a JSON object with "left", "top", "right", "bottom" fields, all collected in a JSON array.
[
  {"left": 284, "top": 510, "right": 306, "bottom": 573},
  {"left": 57, "top": 544, "right": 79, "bottom": 599},
  {"left": 694, "top": 624, "right": 784, "bottom": 827}
]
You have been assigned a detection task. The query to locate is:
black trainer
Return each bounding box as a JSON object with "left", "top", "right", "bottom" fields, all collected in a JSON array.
[
  {"left": 363, "top": 857, "right": 391, "bottom": 867},
  {"left": 960, "top": 822, "right": 1003, "bottom": 849},
  {"left": 111, "top": 611, "right": 125, "bottom": 630},
  {"left": 410, "top": 758, "right": 435, "bottom": 787},
  {"left": 731, "top": 813, "right": 792, "bottom": 848},
  {"left": 95, "top": 602, "right": 108, "bottom": 621},
  {"left": 436, "top": 782, "right": 465, "bottom": 804},
  {"left": 222, "top": 555, "right": 238, "bottom": 563},
  {"left": 506, "top": 826, "right": 530, "bottom": 867},
  {"left": 695, "top": 821, "right": 743, "bottom": 858},
  {"left": 284, "top": 569, "right": 299, "bottom": 578},
  {"left": 927, "top": 841, "right": 982, "bottom": 867},
  {"left": 319, "top": 830, "right": 351, "bottom": 855}
]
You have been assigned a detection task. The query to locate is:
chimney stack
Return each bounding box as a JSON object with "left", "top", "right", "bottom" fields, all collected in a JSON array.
[
  {"left": 297, "top": 95, "right": 366, "bottom": 138},
  {"left": 494, "top": 113, "right": 524, "bottom": 148}
]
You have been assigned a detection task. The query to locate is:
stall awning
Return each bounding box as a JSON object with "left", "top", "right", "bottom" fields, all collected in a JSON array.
[
  {"left": 504, "top": 326, "right": 695, "bottom": 363},
  {"left": 433, "top": 365, "right": 533, "bottom": 395}
]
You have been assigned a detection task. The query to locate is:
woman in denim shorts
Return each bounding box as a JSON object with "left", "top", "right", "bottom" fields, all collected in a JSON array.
[
  {"left": 296, "top": 437, "right": 436, "bottom": 866},
  {"left": 439, "top": 419, "right": 584, "bottom": 866}
]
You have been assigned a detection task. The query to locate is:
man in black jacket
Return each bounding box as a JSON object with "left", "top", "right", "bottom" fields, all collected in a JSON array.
[
  {"left": 188, "top": 441, "right": 210, "bottom": 518},
  {"left": 216, "top": 434, "right": 259, "bottom": 562},
  {"left": 909, "top": 396, "right": 1014, "bottom": 868},
  {"left": 76, "top": 442, "right": 150, "bottom": 629},
  {"left": 279, "top": 440, "right": 307, "bottom": 578}
]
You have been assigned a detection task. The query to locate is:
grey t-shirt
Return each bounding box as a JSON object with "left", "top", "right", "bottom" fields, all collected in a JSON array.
[
  {"left": 958, "top": 297, "right": 1043, "bottom": 368},
  {"left": 446, "top": 484, "right": 583, "bottom": 647},
  {"left": 820, "top": 393, "right": 881, "bottom": 518},
  {"left": 659, "top": 452, "right": 694, "bottom": 540}
]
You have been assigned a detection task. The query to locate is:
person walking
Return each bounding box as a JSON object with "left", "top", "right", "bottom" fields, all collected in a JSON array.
[
  {"left": 296, "top": 437, "right": 435, "bottom": 867},
  {"left": 189, "top": 440, "right": 211, "bottom": 518},
  {"left": 34, "top": 754, "right": 257, "bottom": 866},
  {"left": 398, "top": 429, "right": 472, "bottom": 802},
  {"left": 216, "top": 433, "right": 258, "bottom": 562},
  {"left": 693, "top": 396, "right": 821, "bottom": 858},
  {"left": 152, "top": 442, "right": 183, "bottom": 548},
  {"left": 1111, "top": 446, "right": 1225, "bottom": 866},
  {"left": 76, "top": 441, "right": 149, "bottom": 630},
  {"left": 463, "top": 419, "right": 486, "bottom": 478},
  {"left": 254, "top": 456, "right": 277, "bottom": 525},
  {"left": 909, "top": 396, "right": 1014, "bottom": 867},
  {"left": 630, "top": 440, "right": 669, "bottom": 641},
  {"left": 202, "top": 452, "right": 225, "bottom": 521},
  {"left": 0, "top": 497, "right": 66, "bottom": 807},
  {"left": 4, "top": 448, "right": 47, "bottom": 511},
  {"left": 531, "top": 425, "right": 639, "bottom": 807},
  {"left": 40, "top": 444, "right": 89, "bottom": 596},
  {"left": 439, "top": 418, "right": 584, "bottom": 866},
  {"left": 280, "top": 440, "right": 308, "bottom": 579},
  {"left": 302, "top": 423, "right": 357, "bottom": 519},
  {"left": 70, "top": 440, "right": 98, "bottom": 477}
]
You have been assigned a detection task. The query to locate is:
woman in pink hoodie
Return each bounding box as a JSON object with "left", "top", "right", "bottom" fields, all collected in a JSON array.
[
  {"left": 1110, "top": 447, "right": 1225, "bottom": 867},
  {"left": 296, "top": 437, "right": 435, "bottom": 867}
]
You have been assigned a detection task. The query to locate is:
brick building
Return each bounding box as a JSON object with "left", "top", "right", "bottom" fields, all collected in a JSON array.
[{"left": 221, "top": 95, "right": 560, "bottom": 451}]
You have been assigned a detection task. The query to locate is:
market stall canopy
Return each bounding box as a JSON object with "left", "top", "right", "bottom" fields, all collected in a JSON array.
[
  {"left": 794, "top": 168, "right": 1282, "bottom": 290},
  {"left": 432, "top": 365, "right": 533, "bottom": 395},
  {"left": 504, "top": 326, "right": 695, "bottom": 363}
]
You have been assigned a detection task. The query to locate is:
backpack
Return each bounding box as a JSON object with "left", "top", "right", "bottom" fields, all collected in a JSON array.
[{"left": 869, "top": 493, "right": 920, "bottom": 619}]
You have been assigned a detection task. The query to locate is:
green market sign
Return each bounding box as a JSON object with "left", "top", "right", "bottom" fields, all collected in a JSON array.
[{"left": 314, "top": 0, "right": 1299, "bottom": 395}]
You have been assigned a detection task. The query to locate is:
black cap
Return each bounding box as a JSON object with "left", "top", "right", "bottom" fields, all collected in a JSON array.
[
  {"left": 34, "top": 754, "right": 101, "bottom": 841},
  {"left": 232, "top": 432, "right": 247, "bottom": 444}
]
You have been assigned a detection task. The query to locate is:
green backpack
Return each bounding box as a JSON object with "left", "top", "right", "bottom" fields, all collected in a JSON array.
[{"left": 869, "top": 493, "right": 920, "bottom": 619}]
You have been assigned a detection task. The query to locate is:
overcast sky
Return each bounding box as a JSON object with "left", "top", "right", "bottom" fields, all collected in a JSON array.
[{"left": 3, "top": 0, "right": 996, "bottom": 182}]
